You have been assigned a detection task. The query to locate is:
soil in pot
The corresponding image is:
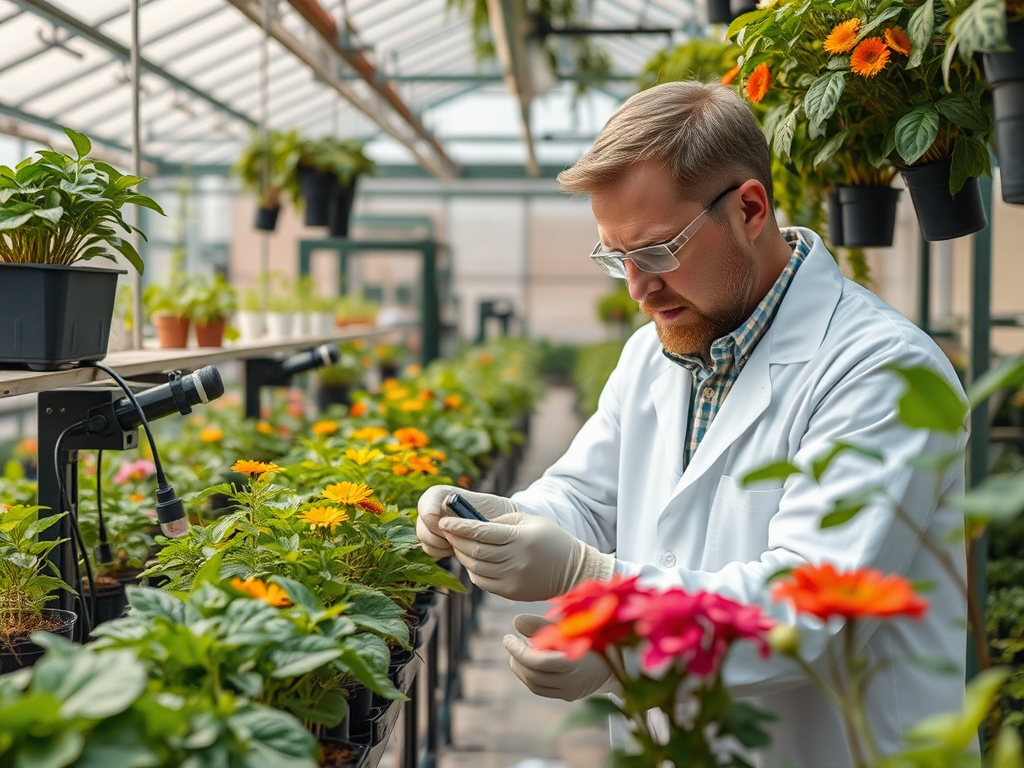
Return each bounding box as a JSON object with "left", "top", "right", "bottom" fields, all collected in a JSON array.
[
  {"left": 984, "top": 22, "right": 1024, "bottom": 204},
  {"left": 194, "top": 317, "right": 226, "bottom": 347},
  {"left": 901, "top": 159, "right": 987, "bottom": 241},
  {"left": 319, "top": 740, "right": 364, "bottom": 767},
  {"left": 0, "top": 608, "right": 77, "bottom": 673},
  {"left": 837, "top": 185, "right": 901, "bottom": 248},
  {"left": 153, "top": 315, "right": 190, "bottom": 348},
  {"left": 255, "top": 206, "right": 280, "bottom": 232}
]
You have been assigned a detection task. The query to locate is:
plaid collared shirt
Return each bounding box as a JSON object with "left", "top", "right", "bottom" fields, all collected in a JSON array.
[{"left": 665, "top": 228, "right": 812, "bottom": 464}]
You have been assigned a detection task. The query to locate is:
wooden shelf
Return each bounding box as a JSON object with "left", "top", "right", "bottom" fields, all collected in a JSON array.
[{"left": 0, "top": 325, "right": 397, "bottom": 399}]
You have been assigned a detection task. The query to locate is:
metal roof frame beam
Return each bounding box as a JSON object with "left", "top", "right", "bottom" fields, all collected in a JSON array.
[
  {"left": 485, "top": 0, "right": 539, "bottom": 177},
  {"left": 226, "top": 0, "right": 459, "bottom": 180},
  {"left": 11, "top": 0, "right": 255, "bottom": 127}
]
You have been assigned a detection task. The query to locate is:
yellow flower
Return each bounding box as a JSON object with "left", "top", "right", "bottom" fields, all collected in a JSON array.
[
  {"left": 406, "top": 364, "right": 422, "bottom": 376},
  {"left": 231, "top": 459, "right": 281, "bottom": 476},
  {"left": 351, "top": 426, "right": 390, "bottom": 443},
  {"left": 199, "top": 426, "right": 224, "bottom": 443},
  {"left": 345, "top": 448, "right": 384, "bottom": 465},
  {"left": 231, "top": 577, "right": 291, "bottom": 607},
  {"left": 443, "top": 393, "right": 464, "bottom": 409},
  {"left": 427, "top": 449, "right": 448, "bottom": 462},
  {"left": 129, "top": 492, "right": 145, "bottom": 503},
  {"left": 323, "top": 481, "right": 374, "bottom": 506},
  {"left": 407, "top": 455, "right": 439, "bottom": 475},
  {"left": 385, "top": 387, "right": 411, "bottom": 401},
  {"left": 382, "top": 378, "right": 400, "bottom": 390},
  {"left": 851, "top": 37, "right": 890, "bottom": 77},
  {"left": 312, "top": 420, "right": 339, "bottom": 437},
  {"left": 356, "top": 498, "right": 385, "bottom": 514},
  {"left": 884, "top": 26, "right": 911, "bottom": 56},
  {"left": 394, "top": 427, "right": 430, "bottom": 448},
  {"left": 399, "top": 399, "right": 425, "bottom": 411},
  {"left": 255, "top": 421, "right": 274, "bottom": 435},
  {"left": 824, "top": 18, "right": 861, "bottom": 55},
  {"left": 299, "top": 506, "right": 349, "bottom": 531}
]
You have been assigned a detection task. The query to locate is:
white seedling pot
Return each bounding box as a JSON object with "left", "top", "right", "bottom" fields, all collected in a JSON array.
[
  {"left": 237, "top": 311, "right": 265, "bottom": 342},
  {"left": 266, "top": 312, "right": 293, "bottom": 339}
]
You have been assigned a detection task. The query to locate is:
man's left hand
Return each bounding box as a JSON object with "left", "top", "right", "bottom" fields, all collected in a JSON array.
[{"left": 438, "top": 511, "right": 615, "bottom": 601}]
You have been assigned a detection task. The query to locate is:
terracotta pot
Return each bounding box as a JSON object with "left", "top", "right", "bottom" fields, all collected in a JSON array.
[
  {"left": 194, "top": 317, "right": 226, "bottom": 347},
  {"left": 153, "top": 315, "right": 190, "bottom": 348}
]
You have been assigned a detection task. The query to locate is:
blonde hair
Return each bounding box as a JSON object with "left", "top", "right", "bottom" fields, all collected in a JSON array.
[{"left": 558, "top": 81, "right": 773, "bottom": 208}]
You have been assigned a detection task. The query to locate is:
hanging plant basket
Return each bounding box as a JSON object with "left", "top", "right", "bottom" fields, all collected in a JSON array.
[
  {"left": 0, "top": 609, "right": 77, "bottom": 673},
  {"left": 901, "top": 159, "right": 987, "bottom": 241},
  {"left": 836, "top": 185, "right": 901, "bottom": 248},
  {"left": 826, "top": 190, "right": 845, "bottom": 248},
  {"left": 708, "top": 0, "right": 734, "bottom": 25},
  {"left": 298, "top": 166, "right": 337, "bottom": 227},
  {"left": 984, "top": 21, "right": 1024, "bottom": 205},
  {"left": 0, "top": 263, "right": 124, "bottom": 371},
  {"left": 327, "top": 178, "right": 358, "bottom": 238},
  {"left": 254, "top": 206, "right": 280, "bottom": 232}
]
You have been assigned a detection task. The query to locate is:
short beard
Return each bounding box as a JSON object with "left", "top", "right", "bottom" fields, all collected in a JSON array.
[{"left": 641, "top": 238, "right": 754, "bottom": 359}]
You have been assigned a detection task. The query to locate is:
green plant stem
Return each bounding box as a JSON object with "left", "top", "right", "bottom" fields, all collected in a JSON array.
[{"left": 844, "top": 622, "right": 880, "bottom": 766}]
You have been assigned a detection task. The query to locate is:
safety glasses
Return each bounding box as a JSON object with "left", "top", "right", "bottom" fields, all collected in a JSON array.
[{"left": 589, "top": 185, "right": 740, "bottom": 278}]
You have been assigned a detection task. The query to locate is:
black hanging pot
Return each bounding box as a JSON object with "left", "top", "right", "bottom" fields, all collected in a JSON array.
[
  {"left": 0, "top": 609, "right": 77, "bottom": 673},
  {"left": 984, "top": 22, "right": 1024, "bottom": 204},
  {"left": 0, "top": 263, "right": 125, "bottom": 371},
  {"left": 729, "top": 0, "right": 758, "bottom": 16},
  {"left": 708, "top": 0, "right": 734, "bottom": 24},
  {"left": 901, "top": 159, "right": 987, "bottom": 241},
  {"left": 254, "top": 206, "right": 280, "bottom": 232},
  {"left": 317, "top": 383, "right": 352, "bottom": 412},
  {"left": 327, "top": 177, "right": 358, "bottom": 238},
  {"left": 826, "top": 190, "right": 845, "bottom": 247},
  {"left": 836, "top": 185, "right": 901, "bottom": 248},
  {"left": 298, "top": 166, "right": 336, "bottom": 226}
]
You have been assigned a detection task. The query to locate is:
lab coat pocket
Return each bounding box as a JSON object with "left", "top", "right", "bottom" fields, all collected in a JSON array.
[{"left": 703, "top": 475, "right": 785, "bottom": 569}]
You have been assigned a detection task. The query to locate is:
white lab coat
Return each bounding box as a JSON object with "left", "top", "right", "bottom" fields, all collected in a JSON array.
[{"left": 512, "top": 228, "right": 969, "bottom": 768}]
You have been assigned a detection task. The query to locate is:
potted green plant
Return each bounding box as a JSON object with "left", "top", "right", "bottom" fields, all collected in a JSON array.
[
  {"left": 0, "top": 505, "right": 76, "bottom": 673},
  {"left": 187, "top": 274, "right": 237, "bottom": 347},
  {"left": 294, "top": 137, "right": 374, "bottom": 232},
  {"left": 0, "top": 127, "right": 164, "bottom": 370},
  {"left": 233, "top": 128, "right": 301, "bottom": 231},
  {"left": 143, "top": 266, "right": 193, "bottom": 349}
]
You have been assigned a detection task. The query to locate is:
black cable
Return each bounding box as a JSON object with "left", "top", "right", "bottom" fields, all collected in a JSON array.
[
  {"left": 95, "top": 450, "right": 112, "bottom": 566},
  {"left": 53, "top": 423, "right": 94, "bottom": 639}
]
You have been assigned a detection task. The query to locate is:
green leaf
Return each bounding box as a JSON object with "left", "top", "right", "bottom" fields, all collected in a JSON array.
[
  {"left": 16, "top": 729, "right": 85, "bottom": 768},
  {"left": 886, "top": 365, "right": 967, "bottom": 434},
  {"left": 772, "top": 103, "right": 801, "bottom": 160},
  {"left": 952, "top": 0, "right": 1009, "bottom": 57},
  {"left": 811, "top": 442, "right": 883, "bottom": 482},
  {"left": 64, "top": 127, "right": 92, "bottom": 159},
  {"left": 718, "top": 701, "right": 776, "bottom": 748},
  {"left": 949, "top": 135, "right": 990, "bottom": 196},
  {"left": 227, "top": 705, "right": 319, "bottom": 763},
  {"left": 111, "top": 237, "right": 144, "bottom": 275},
  {"left": 907, "top": 451, "right": 961, "bottom": 472},
  {"left": 55, "top": 650, "right": 147, "bottom": 719},
  {"left": 804, "top": 72, "right": 845, "bottom": 131},
  {"left": 0, "top": 211, "right": 33, "bottom": 229},
  {"left": 904, "top": 667, "right": 1009, "bottom": 749},
  {"left": 826, "top": 55, "right": 850, "bottom": 71},
  {"left": 820, "top": 486, "right": 885, "bottom": 529},
  {"left": 936, "top": 95, "right": 990, "bottom": 133},
  {"left": 30, "top": 206, "right": 63, "bottom": 224},
  {"left": 969, "top": 355, "right": 1024, "bottom": 408},
  {"left": 271, "top": 575, "right": 324, "bottom": 613},
  {"left": 858, "top": 5, "right": 902, "bottom": 39},
  {"left": 950, "top": 474, "right": 1024, "bottom": 523},
  {"left": 813, "top": 129, "right": 849, "bottom": 168},
  {"left": 192, "top": 550, "right": 225, "bottom": 587},
  {"left": 907, "top": 0, "right": 934, "bottom": 69},
  {"left": 546, "top": 696, "right": 622, "bottom": 737},
  {"left": 895, "top": 105, "right": 940, "bottom": 165},
  {"left": 742, "top": 461, "right": 801, "bottom": 487},
  {"left": 991, "top": 723, "right": 1024, "bottom": 768}
]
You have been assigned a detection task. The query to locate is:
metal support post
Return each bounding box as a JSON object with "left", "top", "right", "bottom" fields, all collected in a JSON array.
[
  {"left": 917, "top": 235, "right": 931, "bottom": 335},
  {"left": 425, "top": 620, "right": 439, "bottom": 767},
  {"left": 402, "top": 671, "right": 419, "bottom": 768}
]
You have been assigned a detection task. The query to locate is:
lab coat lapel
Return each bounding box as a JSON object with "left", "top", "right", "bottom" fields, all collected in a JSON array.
[{"left": 650, "top": 361, "right": 691, "bottom": 479}]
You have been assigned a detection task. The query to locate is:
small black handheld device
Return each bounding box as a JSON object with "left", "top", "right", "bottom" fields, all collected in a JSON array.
[{"left": 445, "top": 493, "right": 488, "bottom": 522}]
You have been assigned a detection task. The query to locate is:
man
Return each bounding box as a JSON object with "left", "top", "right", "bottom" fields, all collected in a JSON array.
[{"left": 417, "top": 81, "right": 968, "bottom": 767}]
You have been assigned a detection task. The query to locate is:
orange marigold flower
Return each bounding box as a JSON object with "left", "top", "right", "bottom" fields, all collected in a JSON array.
[
  {"left": 231, "top": 577, "right": 291, "bottom": 607},
  {"left": 851, "top": 37, "right": 890, "bottom": 77},
  {"left": 299, "top": 505, "right": 349, "bottom": 530},
  {"left": 351, "top": 426, "right": 389, "bottom": 443},
  {"left": 407, "top": 455, "right": 439, "bottom": 475},
  {"left": 312, "top": 420, "right": 339, "bottom": 437},
  {"left": 199, "top": 426, "right": 223, "bottom": 443},
  {"left": 129, "top": 492, "right": 146, "bottom": 503},
  {"left": 382, "top": 378, "right": 400, "bottom": 390},
  {"left": 721, "top": 64, "right": 740, "bottom": 85},
  {"left": 255, "top": 421, "right": 274, "bottom": 435},
  {"left": 231, "top": 459, "right": 281, "bottom": 477},
  {"left": 323, "top": 481, "right": 374, "bottom": 507},
  {"left": 399, "top": 399, "right": 425, "bottom": 412},
  {"left": 394, "top": 427, "right": 430, "bottom": 448},
  {"left": 884, "top": 26, "right": 911, "bottom": 55},
  {"left": 443, "top": 393, "right": 464, "bottom": 409},
  {"left": 745, "top": 63, "right": 771, "bottom": 103},
  {"left": 772, "top": 563, "right": 928, "bottom": 621},
  {"left": 349, "top": 401, "right": 368, "bottom": 417},
  {"left": 392, "top": 465, "right": 410, "bottom": 476},
  {"left": 356, "top": 497, "right": 386, "bottom": 514},
  {"left": 345, "top": 448, "right": 383, "bottom": 465},
  {"left": 427, "top": 449, "right": 447, "bottom": 462},
  {"left": 457, "top": 475, "right": 472, "bottom": 488},
  {"left": 418, "top": 389, "right": 434, "bottom": 400},
  {"left": 824, "top": 18, "right": 861, "bottom": 54}
]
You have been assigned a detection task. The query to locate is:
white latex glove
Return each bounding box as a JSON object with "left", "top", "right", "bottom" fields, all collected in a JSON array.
[
  {"left": 415, "top": 484, "right": 517, "bottom": 559},
  {"left": 438, "top": 511, "right": 616, "bottom": 601},
  {"left": 503, "top": 614, "right": 613, "bottom": 702}
]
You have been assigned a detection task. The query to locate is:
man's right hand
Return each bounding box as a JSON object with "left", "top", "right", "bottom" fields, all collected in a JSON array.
[{"left": 415, "top": 485, "right": 517, "bottom": 559}]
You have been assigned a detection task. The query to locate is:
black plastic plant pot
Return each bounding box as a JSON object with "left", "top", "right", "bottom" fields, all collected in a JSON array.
[
  {"left": 254, "top": 206, "right": 280, "bottom": 232},
  {"left": 0, "top": 263, "right": 125, "bottom": 371},
  {"left": 298, "top": 166, "right": 336, "bottom": 226},
  {"left": 85, "top": 580, "right": 130, "bottom": 628},
  {"left": 707, "top": 0, "right": 734, "bottom": 24},
  {"left": 836, "top": 185, "right": 901, "bottom": 248},
  {"left": 826, "top": 190, "right": 845, "bottom": 247},
  {"left": 729, "top": 0, "right": 758, "bottom": 16},
  {"left": 984, "top": 22, "right": 1024, "bottom": 204},
  {"left": 317, "top": 383, "right": 351, "bottom": 412},
  {"left": 0, "top": 609, "right": 77, "bottom": 673},
  {"left": 327, "top": 178, "right": 358, "bottom": 238},
  {"left": 901, "top": 159, "right": 987, "bottom": 241}
]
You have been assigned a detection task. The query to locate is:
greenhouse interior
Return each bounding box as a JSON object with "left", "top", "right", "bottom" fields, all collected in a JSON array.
[{"left": 2, "top": 0, "right": 1024, "bottom": 766}]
